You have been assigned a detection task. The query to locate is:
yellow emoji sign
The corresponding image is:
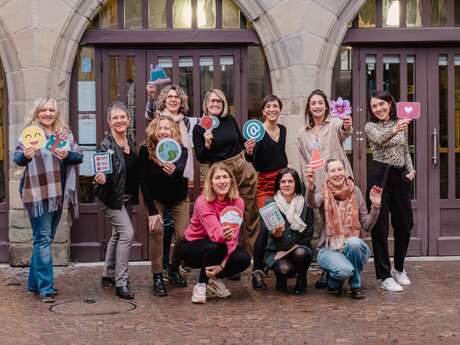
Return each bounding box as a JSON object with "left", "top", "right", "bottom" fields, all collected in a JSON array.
[{"left": 20, "top": 125, "right": 46, "bottom": 149}]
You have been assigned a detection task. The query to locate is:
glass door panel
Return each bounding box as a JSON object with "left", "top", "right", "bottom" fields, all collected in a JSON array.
[
  {"left": 179, "top": 57, "right": 194, "bottom": 115},
  {"left": 200, "top": 56, "right": 214, "bottom": 109},
  {"left": 438, "top": 55, "right": 449, "bottom": 199},
  {"left": 383, "top": 55, "right": 400, "bottom": 100},
  {"left": 126, "top": 56, "right": 136, "bottom": 143},
  {"left": 220, "top": 56, "right": 234, "bottom": 114}
]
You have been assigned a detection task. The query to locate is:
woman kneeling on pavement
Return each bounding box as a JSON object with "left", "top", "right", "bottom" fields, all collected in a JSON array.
[
  {"left": 306, "top": 159, "right": 382, "bottom": 299},
  {"left": 263, "top": 168, "right": 314, "bottom": 295},
  {"left": 139, "top": 115, "right": 189, "bottom": 296},
  {"left": 181, "top": 163, "right": 251, "bottom": 304}
]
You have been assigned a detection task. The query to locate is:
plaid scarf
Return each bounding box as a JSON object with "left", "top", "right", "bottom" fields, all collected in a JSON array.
[
  {"left": 18, "top": 130, "right": 79, "bottom": 219},
  {"left": 322, "top": 177, "right": 361, "bottom": 251}
]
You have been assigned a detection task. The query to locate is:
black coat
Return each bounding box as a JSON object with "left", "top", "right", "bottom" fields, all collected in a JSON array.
[{"left": 94, "top": 134, "right": 139, "bottom": 209}]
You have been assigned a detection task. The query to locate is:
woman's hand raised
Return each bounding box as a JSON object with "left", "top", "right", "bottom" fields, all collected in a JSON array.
[
  {"left": 393, "top": 119, "right": 411, "bottom": 134},
  {"left": 369, "top": 185, "right": 383, "bottom": 208},
  {"left": 342, "top": 115, "right": 352, "bottom": 130},
  {"left": 244, "top": 138, "right": 256, "bottom": 155},
  {"left": 204, "top": 130, "right": 213, "bottom": 149},
  {"left": 305, "top": 167, "right": 315, "bottom": 191},
  {"left": 94, "top": 172, "right": 106, "bottom": 185},
  {"left": 161, "top": 161, "right": 176, "bottom": 175},
  {"left": 222, "top": 225, "right": 234, "bottom": 241},
  {"left": 272, "top": 224, "right": 284, "bottom": 238}
]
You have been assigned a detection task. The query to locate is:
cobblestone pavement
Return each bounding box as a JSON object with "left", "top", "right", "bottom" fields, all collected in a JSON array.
[{"left": 1, "top": 261, "right": 459, "bottom": 345}]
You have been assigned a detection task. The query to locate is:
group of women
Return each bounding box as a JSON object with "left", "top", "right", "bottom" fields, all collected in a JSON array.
[{"left": 14, "top": 85, "right": 415, "bottom": 303}]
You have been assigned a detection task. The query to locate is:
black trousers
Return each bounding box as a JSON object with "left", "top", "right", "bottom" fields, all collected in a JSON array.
[
  {"left": 253, "top": 225, "right": 269, "bottom": 271},
  {"left": 272, "top": 247, "right": 313, "bottom": 279},
  {"left": 367, "top": 161, "right": 413, "bottom": 280},
  {"left": 181, "top": 239, "right": 251, "bottom": 284}
]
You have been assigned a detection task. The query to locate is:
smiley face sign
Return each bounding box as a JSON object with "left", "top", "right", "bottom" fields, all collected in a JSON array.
[{"left": 20, "top": 125, "right": 46, "bottom": 149}]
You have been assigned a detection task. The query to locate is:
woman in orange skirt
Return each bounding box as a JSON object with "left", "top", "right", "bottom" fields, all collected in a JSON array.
[{"left": 245, "top": 95, "right": 288, "bottom": 290}]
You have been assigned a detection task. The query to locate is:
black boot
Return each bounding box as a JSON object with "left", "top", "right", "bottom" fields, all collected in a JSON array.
[
  {"left": 251, "top": 270, "right": 268, "bottom": 290},
  {"left": 116, "top": 285, "right": 134, "bottom": 299},
  {"left": 275, "top": 276, "right": 288, "bottom": 293},
  {"left": 168, "top": 268, "right": 187, "bottom": 287},
  {"left": 101, "top": 276, "right": 116, "bottom": 288},
  {"left": 153, "top": 273, "right": 167, "bottom": 296},
  {"left": 293, "top": 274, "right": 307, "bottom": 295}
]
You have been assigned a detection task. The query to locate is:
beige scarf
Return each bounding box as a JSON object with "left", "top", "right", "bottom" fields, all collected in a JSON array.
[
  {"left": 322, "top": 177, "right": 361, "bottom": 251},
  {"left": 273, "top": 191, "right": 307, "bottom": 233},
  {"left": 161, "top": 110, "right": 194, "bottom": 180}
]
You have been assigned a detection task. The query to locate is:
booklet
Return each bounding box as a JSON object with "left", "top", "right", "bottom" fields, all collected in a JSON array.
[{"left": 259, "top": 202, "right": 285, "bottom": 231}]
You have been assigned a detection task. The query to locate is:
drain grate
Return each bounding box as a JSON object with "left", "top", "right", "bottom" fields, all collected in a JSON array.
[{"left": 49, "top": 298, "right": 136, "bottom": 316}]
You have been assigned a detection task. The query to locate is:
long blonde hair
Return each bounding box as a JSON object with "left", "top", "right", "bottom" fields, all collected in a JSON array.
[
  {"left": 202, "top": 89, "right": 229, "bottom": 118},
  {"left": 203, "top": 163, "right": 239, "bottom": 202},
  {"left": 156, "top": 84, "right": 189, "bottom": 115},
  {"left": 145, "top": 115, "right": 182, "bottom": 161},
  {"left": 26, "top": 97, "right": 68, "bottom": 132}
]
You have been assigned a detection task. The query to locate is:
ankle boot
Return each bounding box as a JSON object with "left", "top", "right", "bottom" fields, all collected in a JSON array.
[
  {"left": 153, "top": 273, "right": 167, "bottom": 297},
  {"left": 275, "top": 276, "right": 288, "bottom": 293},
  {"left": 293, "top": 274, "right": 307, "bottom": 295},
  {"left": 168, "top": 268, "right": 187, "bottom": 287}
]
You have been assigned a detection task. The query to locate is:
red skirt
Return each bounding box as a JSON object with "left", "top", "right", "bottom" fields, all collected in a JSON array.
[{"left": 256, "top": 169, "right": 281, "bottom": 209}]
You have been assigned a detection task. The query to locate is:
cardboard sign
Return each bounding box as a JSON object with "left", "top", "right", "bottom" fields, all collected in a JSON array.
[
  {"left": 330, "top": 97, "right": 352, "bottom": 118},
  {"left": 242, "top": 119, "right": 265, "bottom": 142},
  {"left": 220, "top": 206, "right": 243, "bottom": 230},
  {"left": 199, "top": 115, "right": 220, "bottom": 131},
  {"left": 91, "top": 152, "right": 112, "bottom": 174},
  {"left": 45, "top": 131, "right": 69, "bottom": 155},
  {"left": 259, "top": 202, "right": 285, "bottom": 231},
  {"left": 307, "top": 148, "right": 326, "bottom": 170},
  {"left": 156, "top": 138, "right": 182, "bottom": 163},
  {"left": 20, "top": 126, "right": 46, "bottom": 149},
  {"left": 396, "top": 102, "right": 420, "bottom": 119},
  {"left": 149, "top": 64, "right": 171, "bottom": 86}
]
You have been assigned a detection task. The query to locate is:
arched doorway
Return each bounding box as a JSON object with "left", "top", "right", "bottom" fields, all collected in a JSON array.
[
  {"left": 332, "top": 0, "right": 460, "bottom": 255},
  {"left": 69, "top": 0, "right": 271, "bottom": 261}
]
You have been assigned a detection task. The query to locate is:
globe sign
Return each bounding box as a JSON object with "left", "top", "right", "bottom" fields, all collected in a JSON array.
[
  {"left": 242, "top": 119, "right": 265, "bottom": 142},
  {"left": 156, "top": 138, "right": 182, "bottom": 164}
]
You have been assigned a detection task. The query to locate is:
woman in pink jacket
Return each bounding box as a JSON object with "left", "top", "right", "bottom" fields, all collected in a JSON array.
[{"left": 182, "top": 163, "right": 251, "bottom": 304}]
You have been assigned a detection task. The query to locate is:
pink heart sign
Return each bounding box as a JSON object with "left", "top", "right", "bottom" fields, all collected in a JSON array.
[{"left": 396, "top": 102, "right": 421, "bottom": 119}]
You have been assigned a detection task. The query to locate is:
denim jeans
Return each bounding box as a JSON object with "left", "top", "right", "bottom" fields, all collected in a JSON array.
[
  {"left": 317, "top": 237, "right": 370, "bottom": 289},
  {"left": 28, "top": 209, "right": 62, "bottom": 297}
]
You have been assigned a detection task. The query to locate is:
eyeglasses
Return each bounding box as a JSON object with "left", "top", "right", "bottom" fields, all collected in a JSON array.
[{"left": 208, "top": 99, "right": 223, "bottom": 104}]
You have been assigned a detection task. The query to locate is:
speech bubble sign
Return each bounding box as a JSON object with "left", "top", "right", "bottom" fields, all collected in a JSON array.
[
  {"left": 156, "top": 138, "right": 182, "bottom": 163},
  {"left": 242, "top": 119, "right": 265, "bottom": 142},
  {"left": 396, "top": 102, "right": 420, "bottom": 119},
  {"left": 220, "top": 206, "right": 243, "bottom": 230}
]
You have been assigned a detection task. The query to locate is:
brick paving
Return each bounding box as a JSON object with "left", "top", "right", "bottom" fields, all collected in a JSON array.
[{"left": 1, "top": 261, "right": 459, "bottom": 345}]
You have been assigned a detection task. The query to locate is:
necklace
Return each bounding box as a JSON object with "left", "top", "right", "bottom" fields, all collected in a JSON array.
[
  {"left": 264, "top": 123, "right": 280, "bottom": 142},
  {"left": 115, "top": 137, "right": 130, "bottom": 154}
]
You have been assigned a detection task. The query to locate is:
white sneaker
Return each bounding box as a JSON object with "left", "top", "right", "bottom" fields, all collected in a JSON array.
[
  {"left": 207, "top": 279, "right": 231, "bottom": 298},
  {"left": 191, "top": 283, "right": 207, "bottom": 304},
  {"left": 380, "top": 277, "right": 403, "bottom": 292},
  {"left": 391, "top": 268, "right": 411, "bottom": 286}
]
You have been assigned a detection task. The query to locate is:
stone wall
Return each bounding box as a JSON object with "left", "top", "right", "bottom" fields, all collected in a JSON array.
[{"left": 0, "top": 0, "right": 365, "bottom": 265}]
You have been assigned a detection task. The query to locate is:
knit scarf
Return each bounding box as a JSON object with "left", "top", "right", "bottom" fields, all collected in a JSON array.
[
  {"left": 273, "top": 191, "right": 307, "bottom": 233},
  {"left": 19, "top": 131, "right": 80, "bottom": 219},
  {"left": 161, "top": 110, "right": 194, "bottom": 180},
  {"left": 322, "top": 177, "right": 361, "bottom": 251}
]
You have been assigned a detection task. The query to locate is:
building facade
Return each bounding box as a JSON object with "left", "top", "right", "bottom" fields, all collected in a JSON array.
[{"left": 0, "top": 0, "right": 459, "bottom": 265}]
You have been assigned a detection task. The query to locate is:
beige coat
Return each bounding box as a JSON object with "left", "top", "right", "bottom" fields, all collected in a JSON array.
[{"left": 297, "top": 117, "right": 353, "bottom": 191}]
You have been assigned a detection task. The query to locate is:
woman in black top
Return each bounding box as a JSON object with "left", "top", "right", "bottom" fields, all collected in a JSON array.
[
  {"left": 139, "top": 115, "right": 189, "bottom": 296},
  {"left": 95, "top": 101, "right": 139, "bottom": 300},
  {"left": 245, "top": 95, "right": 288, "bottom": 290},
  {"left": 193, "top": 89, "right": 258, "bottom": 256}
]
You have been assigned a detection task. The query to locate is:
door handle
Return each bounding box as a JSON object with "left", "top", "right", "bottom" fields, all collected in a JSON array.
[{"left": 432, "top": 128, "right": 438, "bottom": 166}]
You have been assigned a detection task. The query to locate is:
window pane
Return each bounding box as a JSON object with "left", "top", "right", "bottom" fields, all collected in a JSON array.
[
  {"left": 109, "top": 56, "right": 120, "bottom": 104},
  {"left": 126, "top": 56, "right": 136, "bottom": 143},
  {"left": 220, "top": 56, "right": 234, "bottom": 114},
  {"left": 366, "top": 55, "right": 377, "bottom": 176},
  {"left": 197, "top": 0, "right": 216, "bottom": 28},
  {"left": 383, "top": 0, "right": 400, "bottom": 27},
  {"left": 432, "top": 0, "right": 447, "bottom": 26},
  {"left": 222, "top": 0, "right": 240, "bottom": 28},
  {"left": 439, "top": 55, "right": 448, "bottom": 199},
  {"left": 173, "top": 0, "right": 192, "bottom": 28},
  {"left": 200, "top": 57, "right": 214, "bottom": 110},
  {"left": 407, "top": 55, "right": 416, "bottom": 199},
  {"left": 407, "top": 0, "right": 422, "bottom": 27},
  {"left": 358, "top": 0, "right": 376, "bottom": 27},
  {"left": 125, "top": 0, "right": 142, "bottom": 29},
  {"left": 456, "top": 0, "right": 460, "bottom": 26},
  {"left": 248, "top": 47, "right": 270, "bottom": 120},
  {"left": 0, "top": 63, "right": 5, "bottom": 202},
  {"left": 149, "top": 0, "right": 167, "bottom": 28},
  {"left": 455, "top": 55, "right": 460, "bottom": 198},
  {"left": 383, "top": 54, "right": 400, "bottom": 101},
  {"left": 179, "top": 57, "right": 193, "bottom": 116},
  {"left": 100, "top": 0, "right": 118, "bottom": 29}
]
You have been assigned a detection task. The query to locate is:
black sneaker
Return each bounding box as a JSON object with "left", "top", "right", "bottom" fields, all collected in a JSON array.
[
  {"left": 351, "top": 287, "right": 365, "bottom": 299},
  {"left": 251, "top": 270, "right": 268, "bottom": 291},
  {"left": 40, "top": 294, "right": 55, "bottom": 303},
  {"left": 168, "top": 269, "right": 187, "bottom": 287},
  {"left": 314, "top": 271, "right": 328, "bottom": 289}
]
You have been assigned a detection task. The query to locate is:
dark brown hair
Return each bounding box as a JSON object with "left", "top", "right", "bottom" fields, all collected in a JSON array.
[
  {"left": 368, "top": 90, "right": 397, "bottom": 122},
  {"left": 304, "top": 89, "right": 330, "bottom": 128},
  {"left": 261, "top": 94, "right": 283, "bottom": 111}
]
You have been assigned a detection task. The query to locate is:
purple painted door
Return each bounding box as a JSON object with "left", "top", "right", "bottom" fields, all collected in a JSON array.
[{"left": 70, "top": 47, "right": 246, "bottom": 261}]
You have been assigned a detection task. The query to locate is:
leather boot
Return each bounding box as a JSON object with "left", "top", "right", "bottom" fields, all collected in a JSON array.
[
  {"left": 153, "top": 273, "right": 167, "bottom": 297},
  {"left": 168, "top": 269, "right": 187, "bottom": 287},
  {"left": 293, "top": 274, "right": 307, "bottom": 295},
  {"left": 275, "top": 276, "right": 288, "bottom": 293},
  {"left": 116, "top": 285, "right": 134, "bottom": 299}
]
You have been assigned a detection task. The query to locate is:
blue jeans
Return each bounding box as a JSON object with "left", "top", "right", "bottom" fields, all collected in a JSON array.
[
  {"left": 317, "top": 237, "right": 370, "bottom": 289},
  {"left": 28, "top": 209, "right": 62, "bottom": 296}
]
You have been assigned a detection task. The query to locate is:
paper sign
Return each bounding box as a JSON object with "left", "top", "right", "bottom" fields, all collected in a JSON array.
[
  {"left": 156, "top": 138, "right": 182, "bottom": 163},
  {"left": 330, "top": 97, "right": 352, "bottom": 118},
  {"left": 81, "top": 57, "right": 92, "bottom": 73},
  {"left": 199, "top": 115, "right": 213, "bottom": 130},
  {"left": 242, "top": 119, "right": 265, "bottom": 142},
  {"left": 45, "top": 130, "right": 69, "bottom": 155},
  {"left": 220, "top": 206, "right": 243, "bottom": 230},
  {"left": 91, "top": 152, "right": 112, "bottom": 175},
  {"left": 259, "top": 202, "right": 285, "bottom": 231},
  {"left": 78, "top": 114, "right": 97, "bottom": 145},
  {"left": 20, "top": 126, "right": 46, "bottom": 149},
  {"left": 149, "top": 64, "right": 171, "bottom": 86},
  {"left": 307, "top": 148, "right": 326, "bottom": 170},
  {"left": 78, "top": 81, "right": 96, "bottom": 112},
  {"left": 396, "top": 102, "right": 420, "bottom": 119}
]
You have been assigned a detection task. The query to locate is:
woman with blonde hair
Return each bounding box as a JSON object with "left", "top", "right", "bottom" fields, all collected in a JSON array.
[
  {"left": 139, "top": 115, "right": 189, "bottom": 296},
  {"left": 182, "top": 163, "right": 251, "bottom": 304},
  {"left": 13, "top": 97, "right": 82, "bottom": 303},
  {"left": 192, "top": 89, "right": 258, "bottom": 255}
]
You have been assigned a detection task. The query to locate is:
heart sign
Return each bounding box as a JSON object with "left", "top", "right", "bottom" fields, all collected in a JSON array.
[{"left": 396, "top": 102, "right": 420, "bottom": 119}]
